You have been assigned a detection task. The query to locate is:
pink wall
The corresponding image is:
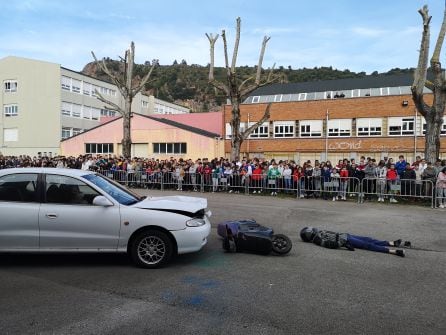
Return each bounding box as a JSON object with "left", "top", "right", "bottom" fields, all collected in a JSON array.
[{"left": 60, "top": 114, "right": 223, "bottom": 158}]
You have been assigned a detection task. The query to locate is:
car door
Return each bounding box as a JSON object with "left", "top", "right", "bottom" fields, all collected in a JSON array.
[
  {"left": 38, "top": 174, "right": 121, "bottom": 250},
  {"left": 0, "top": 173, "right": 40, "bottom": 249}
]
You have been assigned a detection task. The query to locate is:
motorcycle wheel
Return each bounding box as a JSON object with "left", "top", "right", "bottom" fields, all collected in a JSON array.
[{"left": 271, "top": 234, "right": 292, "bottom": 254}]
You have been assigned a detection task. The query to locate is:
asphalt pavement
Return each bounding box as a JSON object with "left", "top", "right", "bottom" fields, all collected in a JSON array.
[{"left": 0, "top": 190, "right": 445, "bottom": 335}]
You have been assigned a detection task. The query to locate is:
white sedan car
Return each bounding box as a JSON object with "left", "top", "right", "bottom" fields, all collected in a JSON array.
[{"left": 0, "top": 168, "right": 211, "bottom": 268}]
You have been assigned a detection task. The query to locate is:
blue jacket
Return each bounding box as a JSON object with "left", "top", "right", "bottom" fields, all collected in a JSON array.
[
  {"left": 395, "top": 160, "right": 406, "bottom": 176},
  {"left": 322, "top": 168, "right": 331, "bottom": 182}
]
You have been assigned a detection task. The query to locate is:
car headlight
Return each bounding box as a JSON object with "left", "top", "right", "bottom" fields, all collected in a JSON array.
[{"left": 186, "top": 218, "right": 206, "bottom": 227}]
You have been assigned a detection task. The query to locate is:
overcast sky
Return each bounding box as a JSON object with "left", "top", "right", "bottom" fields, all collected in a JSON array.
[{"left": 0, "top": 0, "right": 444, "bottom": 74}]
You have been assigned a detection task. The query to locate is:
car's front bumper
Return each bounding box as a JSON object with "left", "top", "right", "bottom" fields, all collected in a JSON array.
[{"left": 171, "top": 216, "right": 211, "bottom": 254}]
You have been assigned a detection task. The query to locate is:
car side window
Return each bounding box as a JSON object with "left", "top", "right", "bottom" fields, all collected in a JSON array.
[
  {"left": 45, "top": 175, "right": 100, "bottom": 205},
  {"left": 0, "top": 173, "right": 38, "bottom": 202}
]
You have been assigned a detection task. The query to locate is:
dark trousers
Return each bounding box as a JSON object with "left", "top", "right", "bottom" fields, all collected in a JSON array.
[{"left": 347, "top": 234, "right": 390, "bottom": 253}]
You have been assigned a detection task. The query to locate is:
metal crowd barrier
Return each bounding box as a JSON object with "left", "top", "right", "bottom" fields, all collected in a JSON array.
[
  {"left": 360, "top": 178, "right": 434, "bottom": 208},
  {"left": 96, "top": 169, "right": 438, "bottom": 207}
]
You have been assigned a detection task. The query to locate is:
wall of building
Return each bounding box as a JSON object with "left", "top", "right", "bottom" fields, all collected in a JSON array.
[
  {"left": 223, "top": 94, "right": 444, "bottom": 163},
  {"left": 0, "top": 56, "right": 61, "bottom": 156},
  {"left": 60, "top": 114, "right": 223, "bottom": 159}
]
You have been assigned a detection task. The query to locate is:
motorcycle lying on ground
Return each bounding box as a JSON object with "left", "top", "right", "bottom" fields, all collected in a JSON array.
[{"left": 217, "top": 220, "right": 292, "bottom": 255}]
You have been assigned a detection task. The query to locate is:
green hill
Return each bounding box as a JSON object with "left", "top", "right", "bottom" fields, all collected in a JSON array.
[{"left": 82, "top": 60, "right": 413, "bottom": 112}]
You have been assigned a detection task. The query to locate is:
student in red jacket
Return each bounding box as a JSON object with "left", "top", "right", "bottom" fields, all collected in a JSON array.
[
  {"left": 386, "top": 163, "right": 399, "bottom": 203},
  {"left": 339, "top": 165, "right": 349, "bottom": 200},
  {"left": 251, "top": 164, "right": 264, "bottom": 193}
]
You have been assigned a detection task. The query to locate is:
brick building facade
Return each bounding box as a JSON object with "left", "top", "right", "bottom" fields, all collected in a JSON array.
[{"left": 223, "top": 74, "right": 445, "bottom": 163}]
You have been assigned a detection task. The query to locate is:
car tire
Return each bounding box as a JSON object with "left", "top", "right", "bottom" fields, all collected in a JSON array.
[
  {"left": 271, "top": 234, "right": 292, "bottom": 255},
  {"left": 130, "top": 230, "right": 173, "bottom": 268}
]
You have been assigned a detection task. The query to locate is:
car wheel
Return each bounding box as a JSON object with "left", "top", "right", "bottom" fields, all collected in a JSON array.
[
  {"left": 130, "top": 230, "right": 173, "bottom": 268},
  {"left": 271, "top": 234, "right": 292, "bottom": 255}
]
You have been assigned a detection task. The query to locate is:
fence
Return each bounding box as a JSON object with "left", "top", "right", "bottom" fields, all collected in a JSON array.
[{"left": 97, "top": 170, "right": 439, "bottom": 208}]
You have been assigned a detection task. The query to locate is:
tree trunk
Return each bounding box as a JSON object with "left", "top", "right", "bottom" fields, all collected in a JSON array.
[
  {"left": 230, "top": 101, "right": 242, "bottom": 161},
  {"left": 424, "top": 110, "right": 443, "bottom": 163},
  {"left": 122, "top": 98, "right": 132, "bottom": 158},
  {"left": 230, "top": 138, "right": 241, "bottom": 161}
]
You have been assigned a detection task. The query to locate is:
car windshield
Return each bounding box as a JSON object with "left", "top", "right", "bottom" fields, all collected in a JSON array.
[{"left": 83, "top": 173, "right": 143, "bottom": 206}]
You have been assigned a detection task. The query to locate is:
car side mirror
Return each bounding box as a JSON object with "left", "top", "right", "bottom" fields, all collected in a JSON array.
[{"left": 92, "top": 195, "right": 114, "bottom": 207}]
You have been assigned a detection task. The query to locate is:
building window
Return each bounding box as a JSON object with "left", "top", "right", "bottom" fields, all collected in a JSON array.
[
  {"left": 72, "top": 104, "right": 81, "bottom": 118},
  {"left": 61, "top": 101, "right": 72, "bottom": 116},
  {"left": 274, "top": 121, "right": 295, "bottom": 138},
  {"left": 248, "top": 122, "right": 269, "bottom": 138},
  {"left": 225, "top": 123, "right": 232, "bottom": 139},
  {"left": 72, "top": 79, "right": 81, "bottom": 93},
  {"left": 83, "top": 82, "right": 92, "bottom": 96},
  {"left": 380, "top": 87, "right": 390, "bottom": 96},
  {"left": 328, "top": 119, "right": 352, "bottom": 137},
  {"left": 274, "top": 95, "right": 282, "bottom": 102},
  {"left": 142, "top": 100, "right": 149, "bottom": 108},
  {"left": 85, "top": 143, "right": 114, "bottom": 154},
  {"left": 61, "top": 127, "right": 72, "bottom": 139},
  {"left": 298, "top": 93, "right": 307, "bottom": 101},
  {"left": 82, "top": 106, "right": 91, "bottom": 119},
  {"left": 225, "top": 122, "right": 247, "bottom": 139},
  {"left": 92, "top": 85, "right": 99, "bottom": 97},
  {"left": 91, "top": 108, "right": 100, "bottom": 120},
  {"left": 300, "top": 120, "right": 323, "bottom": 137},
  {"left": 100, "top": 108, "right": 116, "bottom": 117},
  {"left": 251, "top": 96, "right": 260, "bottom": 103},
  {"left": 388, "top": 117, "right": 415, "bottom": 136},
  {"left": 61, "top": 76, "right": 71, "bottom": 90},
  {"left": 4, "top": 104, "right": 18, "bottom": 117},
  {"left": 422, "top": 117, "right": 446, "bottom": 135},
  {"left": 356, "top": 118, "right": 382, "bottom": 136},
  {"left": 4, "top": 80, "right": 17, "bottom": 93},
  {"left": 62, "top": 128, "right": 83, "bottom": 139},
  {"left": 153, "top": 142, "right": 187, "bottom": 154},
  {"left": 4, "top": 128, "right": 18, "bottom": 142}
]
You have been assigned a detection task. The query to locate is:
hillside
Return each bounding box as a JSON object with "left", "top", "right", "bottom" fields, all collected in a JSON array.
[{"left": 82, "top": 60, "right": 413, "bottom": 113}]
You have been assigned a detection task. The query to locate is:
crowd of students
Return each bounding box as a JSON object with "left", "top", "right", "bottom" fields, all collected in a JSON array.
[{"left": 1, "top": 153, "right": 446, "bottom": 207}]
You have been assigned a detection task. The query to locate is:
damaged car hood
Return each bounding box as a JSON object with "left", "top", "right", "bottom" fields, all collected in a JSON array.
[{"left": 132, "top": 195, "right": 208, "bottom": 214}]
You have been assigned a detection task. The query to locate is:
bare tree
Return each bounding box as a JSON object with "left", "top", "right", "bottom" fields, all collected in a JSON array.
[
  {"left": 206, "top": 17, "right": 278, "bottom": 161},
  {"left": 412, "top": 4, "right": 446, "bottom": 163},
  {"left": 91, "top": 42, "right": 157, "bottom": 158}
]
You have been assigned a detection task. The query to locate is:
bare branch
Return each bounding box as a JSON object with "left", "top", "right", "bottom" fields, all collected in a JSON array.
[
  {"left": 231, "top": 17, "right": 241, "bottom": 72},
  {"left": 412, "top": 5, "right": 431, "bottom": 101},
  {"left": 126, "top": 42, "right": 135, "bottom": 95},
  {"left": 241, "top": 103, "right": 271, "bottom": 140},
  {"left": 221, "top": 30, "right": 231, "bottom": 77},
  {"left": 209, "top": 80, "right": 230, "bottom": 96},
  {"left": 206, "top": 33, "right": 219, "bottom": 82},
  {"left": 94, "top": 89, "right": 123, "bottom": 114},
  {"left": 240, "top": 72, "right": 279, "bottom": 98},
  {"left": 238, "top": 76, "right": 256, "bottom": 91},
  {"left": 91, "top": 51, "right": 126, "bottom": 96},
  {"left": 432, "top": 4, "right": 446, "bottom": 64},
  {"left": 255, "top": 36, "right": 271, "bottom": 85}
]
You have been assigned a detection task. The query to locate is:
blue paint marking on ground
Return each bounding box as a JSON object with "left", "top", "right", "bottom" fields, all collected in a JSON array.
[
  {"left": 181, "top": 275, "right": 220, "bottom": 289},
  {"left": 200, "top": 279, "right": 219, "bottom": 289},
  {"left": 184, "top": 295, "right": 204, "bottom": 306}
]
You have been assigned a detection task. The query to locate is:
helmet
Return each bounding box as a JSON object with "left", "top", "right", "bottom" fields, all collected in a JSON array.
[{"left": 300, "top": 227, "right": 319, "bottom": 242}]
